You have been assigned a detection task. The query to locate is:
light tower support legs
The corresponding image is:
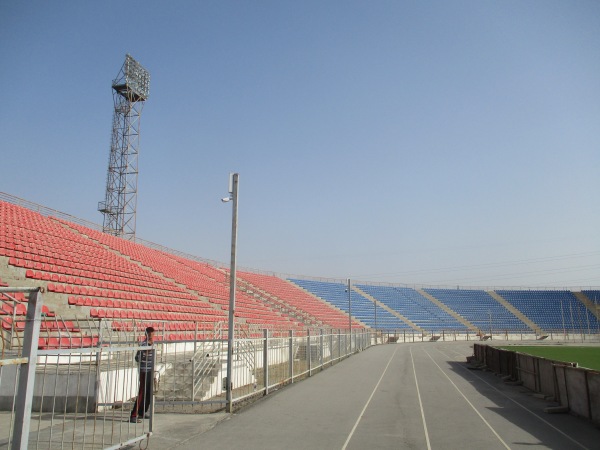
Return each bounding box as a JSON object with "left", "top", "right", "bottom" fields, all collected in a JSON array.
[{"left": 99, "top": 54, "right": 149, "bottom": 240}]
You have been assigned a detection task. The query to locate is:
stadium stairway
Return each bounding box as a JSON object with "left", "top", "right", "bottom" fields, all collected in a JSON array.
[
  {"left": 487, "top": 290, "right": 541, "bottom": 334},
  {"left": 352, "top": 286, "right": 420, "bottom": 331},
  {"left": 5, "top": 195, "right": 600, "bottom": 343},
  {"left": 237, "top": 278, "right": 321, "bottom": 328},
  {"left": 494, "top": 290, "right": 600, "bottom": 332},
  {"left": 288, "top": 280, "right": 368, "bottom": 329},
  {"left": 239, "top": 272, "right": 364, "bottom": 330},
  {"left": 0, "top": 200, "right": 303, "bottom": 345},
  {"left": 55, "top": 218, "right": 303, "bottom": 331},
  {"left": 574, "top": 292, "right": 600, "bottom": 321},
  {"left": 23, "top": 221, "right": 343, "bottom": 333},
  {"left": 417, "top": 289, "right": 477, "bottom": 332},
  {"left": 0, "top": 275, "right": 100, "bottom": 350}
]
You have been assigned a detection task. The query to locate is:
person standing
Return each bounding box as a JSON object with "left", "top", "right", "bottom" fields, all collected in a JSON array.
[{"left": 130, "top": 326, "right": 155, "bottom": 423}]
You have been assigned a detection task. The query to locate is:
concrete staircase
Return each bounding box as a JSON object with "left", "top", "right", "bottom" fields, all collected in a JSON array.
[
  {"left": 573, "top": 292, "right": 600, "bottom": 320},
  {"left": 0, "top": 255, "right": 81, "bottom": 319},
  {"left": 290, "top": 283, "right": 369, "bottom": 329},
  {"left": 487, "top": 291, "right": 541, "bottom": 334},
  {"left": 157, "top": 352, "right": 221, "bottom": 402},
  {"left": 352, "top": 286, "right": 420, "bottom": 331},
  {"left": 417, "top": 289, "right": 478, "bottom": 332},
  {"left": 237, "top": 279, "right": 318, "bottom": 327}
]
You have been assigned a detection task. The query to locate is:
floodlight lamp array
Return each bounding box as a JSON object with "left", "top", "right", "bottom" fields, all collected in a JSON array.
[{"left": 112, "top": 54, "right": 150, "bottom": 101}]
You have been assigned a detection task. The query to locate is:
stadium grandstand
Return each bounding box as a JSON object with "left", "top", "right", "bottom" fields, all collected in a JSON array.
[
  {"left": 2, "top": 192, "right": 599, "bottom": 349},
  {"left": 2, "top": 192, "right": 600, "bottom": 448}
]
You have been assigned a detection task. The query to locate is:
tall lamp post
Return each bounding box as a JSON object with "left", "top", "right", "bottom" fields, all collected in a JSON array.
[
  {"left": 347, "top": 278, "right": 352, "bottom": 353},
  {"left": 374, "top": 298, "right": 377, "bottom": 330},
  {"left": 222, "top": 173, "right": 239, "bottom": 413}
]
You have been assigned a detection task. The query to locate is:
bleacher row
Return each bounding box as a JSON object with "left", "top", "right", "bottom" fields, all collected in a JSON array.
[
  {"left": 0, "top": 200, "right": 367, "bottom": 347},
  {"left": 286, "top": 280, "right": 600, "bottom": 334},
  {"left": 1, "top": 199, "right": 600, "bottom": 350}
]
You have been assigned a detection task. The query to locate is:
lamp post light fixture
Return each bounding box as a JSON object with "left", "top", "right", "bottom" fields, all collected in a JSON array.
[{"left": 222, "top": 173, "right": 239, "bottom": 413}]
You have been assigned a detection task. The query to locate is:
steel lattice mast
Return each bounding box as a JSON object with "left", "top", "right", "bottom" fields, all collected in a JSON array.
[{"left": 98, "top": 54, "right": 150, "bottom": 240}]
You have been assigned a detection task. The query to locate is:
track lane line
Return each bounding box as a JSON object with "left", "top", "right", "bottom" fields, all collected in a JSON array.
[
  {"left": 341, "top": 346, "right": 399, "bottom": 450},
  {"left": 410, "top": 346, "right": 432, "bottom": 450},
  {"left": 423, "top": 348, "right": 511, "bottom": 449},
  {"left": 436, "top": 347, "right": 589, "bottom": 450}
]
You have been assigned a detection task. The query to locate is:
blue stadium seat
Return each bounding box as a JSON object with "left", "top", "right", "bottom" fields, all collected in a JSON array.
[
  {"left": 424, "top": 288, "right": 530, "bottom": 332},
  {"left": 358, "top": 285, "right": 466, "bottom": 331},
  {"left": 289, "top": 279, "right": 412, "bottom": 330},
  {"left": 496, "top": 290, "right": 599, "bottom": 332}
]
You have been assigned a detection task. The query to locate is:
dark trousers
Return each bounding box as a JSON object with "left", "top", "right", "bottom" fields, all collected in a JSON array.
[{"left": 131, "top": 370, "right": 152, "bottom": 418}]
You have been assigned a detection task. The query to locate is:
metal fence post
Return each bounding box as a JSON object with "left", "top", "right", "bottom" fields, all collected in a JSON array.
[
  {"left": 12, "top": 288, "right": 43, "bottom": 450},
  {"left": 263, "top": 329, "right": 269, "bottom": 395},
  {"left": 191, "top": 322, "right": 198, "bottom": 402},
  {"left": 94, "top": 329, "right": 103, "bottom": 413},
  {"left": 319, "top": 329, "right": 324, "bottom": 370},
  {"left": 149, "top": 348, "right": 156, "bottom": 431},
  {"left": 329, "top": 330, "right": 334, "bottom": 366},
  {"left": 307, "top": 329, "right": 312, "bottom": 377},
  {"left": 289, "top": 330, "right": 294, "bottom": 383}
]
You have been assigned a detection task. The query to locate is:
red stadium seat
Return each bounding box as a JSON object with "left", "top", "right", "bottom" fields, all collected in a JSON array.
[{"left": 38, "top": 337, "right": 48, "bottom": 349}]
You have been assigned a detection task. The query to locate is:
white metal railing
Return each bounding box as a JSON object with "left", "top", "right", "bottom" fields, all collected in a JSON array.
[{"left": 0, "top": 287, "right": 153, "bottom": 449}]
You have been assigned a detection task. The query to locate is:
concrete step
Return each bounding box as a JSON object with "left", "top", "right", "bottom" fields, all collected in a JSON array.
[
  {"left": 352, "top": 286, "right": 419, "bottom": 331},
  {"left": 573, "top": 292, "right": 600, "bottom": 321},
  {"left": 487, "top": 290, "right": 541, "bottom": 333},
  {"left": 417, "top": 289, "right": 478, "bottom": 332}
]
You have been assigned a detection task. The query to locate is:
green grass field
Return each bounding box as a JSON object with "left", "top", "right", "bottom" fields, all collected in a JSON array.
[{"left": 498, "top": 346, "right": 600, "bottom": 371}]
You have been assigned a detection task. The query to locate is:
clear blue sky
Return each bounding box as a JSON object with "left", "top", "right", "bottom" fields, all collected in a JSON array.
[{"left": 1, "top": 1, "right": 599, "bottom": 288}]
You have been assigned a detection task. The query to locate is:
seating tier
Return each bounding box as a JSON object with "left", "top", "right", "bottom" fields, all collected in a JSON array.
[
  {"left": 424, "top": 288, "right": 530, "bottom": 331},
  {"left": 239, "top": 271, "right": 363, "bottom": 329},
  {"left": 289, "top": 279, "right": 410, "bottom": 330},
  {"left": 496, "top": 290, "right": 599, "bottom": 332},
  {"left": 358, "top": 285, "right": 466, "bottom": 330}
]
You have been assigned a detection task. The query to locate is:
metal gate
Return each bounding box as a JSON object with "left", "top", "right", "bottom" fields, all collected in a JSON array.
[{"left": 1, "top": 287, "right": 152, "bottom": 449}]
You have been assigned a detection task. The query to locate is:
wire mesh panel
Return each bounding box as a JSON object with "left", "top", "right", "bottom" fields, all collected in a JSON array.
[
  {"left": 265, "top": 334, "right": 288, "bottom": 390},
  {"left": 153, "top": 336, "right": 226, "bottom": 413},
  {"left": 100, "top": 319, "right": 228, "bottom": 414},
  {"left": 0, "top": 290, "right": 28, "bottom": 447},
  {"left": 29, "top": 344, "right": 152, "bottom": 449},
  {"left": 0, "top": 354, "right": 26, "bottom": 447},
  {"left": 1, "top": 290, "right": 153, "bottom": 450},
  {"left": 230, "top": 325, "right": 261, "bottom": 403},
  {"left": 290, "top": 331, "right": 307, "bottom": 380},
  {"left": 330, "top": 330, "right": 341, "bottom": 364}
]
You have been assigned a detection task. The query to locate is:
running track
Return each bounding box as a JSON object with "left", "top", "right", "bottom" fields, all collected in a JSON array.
[{"left": 172, "top": 341, "right": 600, "bottom": 449}]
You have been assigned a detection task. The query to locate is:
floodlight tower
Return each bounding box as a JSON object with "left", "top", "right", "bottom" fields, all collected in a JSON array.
[{"left": 98, "top": 54, "right": 150, "bottom": 240}]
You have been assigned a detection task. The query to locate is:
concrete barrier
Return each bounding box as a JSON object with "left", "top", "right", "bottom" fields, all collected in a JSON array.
[
  {"left": 554, "top": 365, "right": 600, "bottom": 424},
  {"left": 472, "top": 344, "right": 600, "bottom": 426},
  {"left": 588, "top": 370, "right": 600, "bottom": 423}
]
